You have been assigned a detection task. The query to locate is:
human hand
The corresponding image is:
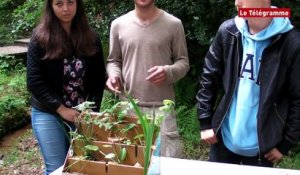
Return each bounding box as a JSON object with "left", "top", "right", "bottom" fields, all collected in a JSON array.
[
  {"left": 264, "top": 148, "right": 283, "bottom": 164},
  {"left": 106, "top": 75, "right": 122, "bottom": 93},
  {"left": 146, "top": 66, "right": 167, "bottom": 85},
  {"left": 200, "top": 129, "right": 218, "bottom": 145},
  {"left": 56, "top": 105, "right": 79, "bottom": 122}
]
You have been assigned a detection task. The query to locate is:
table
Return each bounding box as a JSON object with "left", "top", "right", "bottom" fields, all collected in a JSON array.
[
  {"left": 150, "top": 156, "right": 300, "bottom": 175},
  {"left": 51, "top": 156, "right": 300, "bottom": 175}
]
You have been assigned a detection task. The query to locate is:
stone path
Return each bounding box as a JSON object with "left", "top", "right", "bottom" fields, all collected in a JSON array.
[{"left": 0, "top": 38, "right": 30, "bottom": 56}]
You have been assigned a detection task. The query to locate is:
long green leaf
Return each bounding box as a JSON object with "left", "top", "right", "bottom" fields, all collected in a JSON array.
[{"left": 127, "top": 94, "right": 153, "bottom": 175}]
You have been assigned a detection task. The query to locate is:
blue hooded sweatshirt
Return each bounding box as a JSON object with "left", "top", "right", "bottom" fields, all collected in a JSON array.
[{"left": 221, "top": 15, "right": 293, "bottom": 156}]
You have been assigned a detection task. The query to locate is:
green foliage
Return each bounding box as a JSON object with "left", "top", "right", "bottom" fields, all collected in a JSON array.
[
  {"left": 0, "top": 25, "right": 14, "bottom": 46},
  {"left": 0, "top": 55, "right": 25, "bottom": 74},
  {"left": 176, "top": 105, "right": 199, "bottom": 144},
  {"left": 85, "top": 0, "right": 133, "bottom": 41},
  {"left": 0, "top": 0, "right": 26, "bottom": 11},
  {"left": 11, "top": 0, "right": 43, "bottom": 37},
  {"left": 127, "top": 94, "right": 156, "bottom": 175},
  {"left": 0, "top": 0, "right": 27, "bottom": 45},
  {"left": 100, "top": 90, "right": 120, "bottom": 113},
  {"left": 175, "top": 76, "right": 198, "bottom": 107},
  {"left": 272, "top": 0, "right": 300, "bottom": 28},
  {"left": 174, "top": 73, "right": 200, "bottom": 151},
  {"left": 157, "top": 0, "right": 236, "bottom": 44},
  {"left": 0, "top": 0, "right": 43, "bottom": 41},
  {"left": 277, "top": 143, "right": 300, "bottom": 169},
  {"left": 0, "top": 67, "right": 29, "bottom": 138},
  {"left": 0, "top": 56, "right": 29, "bottom": 138},
  {"left": 2, "top": 1, "right": 299, "bottom": 66},
  {"left": 102, "top": 43, "right": 109, "bottom": 62}
]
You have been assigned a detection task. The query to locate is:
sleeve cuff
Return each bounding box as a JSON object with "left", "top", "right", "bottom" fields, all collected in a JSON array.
[
  {"left": 276, "top": 139, "right": 294, "bottom": 155},
  {"left": 199, "top": 117, "right": 212, "bottom": 131},
  {"left": 163, "top": 65, "right": 174, "bottom": 84}
]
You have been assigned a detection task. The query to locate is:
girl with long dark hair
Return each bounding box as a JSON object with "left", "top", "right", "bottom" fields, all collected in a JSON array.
[{"left": 27, "top": 0, "right": 106, "bottom": 174}]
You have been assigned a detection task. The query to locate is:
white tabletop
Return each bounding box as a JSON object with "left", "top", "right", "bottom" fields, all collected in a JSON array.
[
  {"left": 156, "top": 157, "right": 300, "bottom": 175},
  {"left": 50, "top": 156, "right": 300, "bottom": 175}
]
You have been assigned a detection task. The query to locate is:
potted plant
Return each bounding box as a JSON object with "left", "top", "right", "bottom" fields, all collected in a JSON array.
[{"left": 63, "top": 94, "right": 172, "bottom": 175}]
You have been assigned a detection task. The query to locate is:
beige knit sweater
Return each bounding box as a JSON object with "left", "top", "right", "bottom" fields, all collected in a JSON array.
[{"left": 106, "top": 10, "right": 189, "bottom": 106}]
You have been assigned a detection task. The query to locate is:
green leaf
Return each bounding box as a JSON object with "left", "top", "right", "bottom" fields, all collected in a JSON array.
[
  {"left": 122, "top": 123, "right": 136, "bottom": 133},
  {"left": 105, "top": 153, "right": 116, "bottom": 159},
  {"left": 119, "top": 148, "right": 127, "bottom": 161},
  {"left": 133, "top": 134, "right": 144, "bottom": 140},
  {"left": 73, "top": 101, "right": 95, "bottom": 111},
  {"left": 163, "top": 99, "right": 175, "bottom": 106},
  {"left": 85, "top": 145, "right": 99, "bottom": 152},
  {"left": 123, "top": 139, "right": 132, "bottom": 145},
  {"left": 126, "top": 94, "right": 154, "bottom": 175}
]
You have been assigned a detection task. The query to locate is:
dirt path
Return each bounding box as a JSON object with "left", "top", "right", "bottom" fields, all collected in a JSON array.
[
  {"left": 0, "top": 124, "right": 43, "bottom": 175},
  {"left": 0, "top": 125, "right": 31, "bottom": 153}
]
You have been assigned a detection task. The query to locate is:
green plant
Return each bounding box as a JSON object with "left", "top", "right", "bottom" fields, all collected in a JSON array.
[
  {"left": 11, "top": 0, "right": 43, "bottom": 37},
  {"left": 176, "top": 105, "right": 199, "bottom": 145},
  {"left": 0, "top": 0, "right": 26, "bottom": 45},
  {"left": 277, "top": 143, "right": 300, "bottom": 169},
  {"left": 0, "top": 55, "right": 25, "bottom": 74},
  {"left": 0, "top": 70, "right": 29, "bottom": 138},
  {"left": 100, "top": 144, "right": 127, "bottom": 164},
  {"left": 126, "top": 95, "right": 168, "bottom": 175},
  {"left": 127, "top": 96, "right": 154, "bottom": 175},
  {"left": 75, "top": 94, "right": 143, "bottom": 146},
  {"left": 100, "top": 90, "right": 117, "bottom": 111},
  {"left": 71, "top": 133, "right": 127, "bottom": 164},
  {"left": 72, "top": 94, "right": 160, "bottom": 172},
  {"left": 72, "top": 101, "right": 129, "bottom": 162},
  {"left": 70, "top": 131, "right": 94, "bottom": 160}
]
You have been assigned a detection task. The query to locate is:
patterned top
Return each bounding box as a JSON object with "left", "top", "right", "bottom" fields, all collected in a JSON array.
[{"left": 62, "top": 56, "right": 86, "bottom": 108}]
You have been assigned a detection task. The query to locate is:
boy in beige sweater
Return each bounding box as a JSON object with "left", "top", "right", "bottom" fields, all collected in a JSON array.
[{"left": 106, "top": 0, "right": 189, "bottom": 158}]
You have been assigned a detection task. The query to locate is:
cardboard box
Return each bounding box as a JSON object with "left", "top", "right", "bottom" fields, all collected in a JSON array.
[
  {"left": 63, "top": 112, "right": 157, "bottom": 175},
  {"left": 63, "top": 140, "right": 146, "bottom": 175}
]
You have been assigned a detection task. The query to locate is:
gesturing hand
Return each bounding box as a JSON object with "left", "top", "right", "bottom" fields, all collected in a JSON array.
[
  {"left": 146, "top": 66, "right": 167, "bottom": 85},
  {"left": 106, "top": 75, "right": 122, "bottom": 93}
]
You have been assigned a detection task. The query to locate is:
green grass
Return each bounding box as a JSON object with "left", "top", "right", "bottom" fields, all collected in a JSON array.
[{"left": 276, "top": 144, "right": 300, "bottom": 170}]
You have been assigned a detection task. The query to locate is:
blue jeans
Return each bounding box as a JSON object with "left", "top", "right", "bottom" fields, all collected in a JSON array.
[
  {"left": 31, "top": 108, "right": 76, "bottom": 175},
  {"left": 209, "top": 137, "right": 273, "bottom": 167}
]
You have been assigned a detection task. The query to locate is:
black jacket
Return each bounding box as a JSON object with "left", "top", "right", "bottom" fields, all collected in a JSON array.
[
  {"left": 196, "top": 19, "right": 300, "bottom": 155},
  {"left": 27, "top": 34, "right": 106, "bottom": 113}
]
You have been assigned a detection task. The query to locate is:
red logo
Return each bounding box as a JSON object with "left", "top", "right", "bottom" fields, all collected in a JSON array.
[{"left": 238, "top": 8, "right": 291, "bottom": 18}]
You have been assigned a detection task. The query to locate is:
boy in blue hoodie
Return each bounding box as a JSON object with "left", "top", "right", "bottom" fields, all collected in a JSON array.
[{"left": 196, "top": 0, "right": 300, "bottom": 167}]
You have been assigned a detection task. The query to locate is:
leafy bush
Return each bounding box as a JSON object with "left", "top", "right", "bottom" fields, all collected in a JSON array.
[
  {"left": 273, "top": 0, "right": 300, "bottom": 28},
  {"left": 0, "top": 54, "right": 29, "bottom": 138},
  {"left": 0, "top": 71, "right": 29, "bottom": 138},
  {"left": 0, "top": 55, "right": 25, "bottom": 74},
  {"left": 0, "top": 0, "right": 26, "bottom": 45},
  {"left": 0, "top": 25, "right": 14, "bottom": 46},
  {"left": 11, "top": 0, "right": 43, "bottom": 37}
]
